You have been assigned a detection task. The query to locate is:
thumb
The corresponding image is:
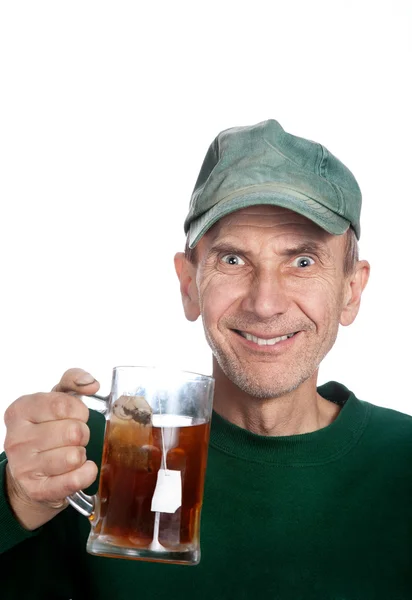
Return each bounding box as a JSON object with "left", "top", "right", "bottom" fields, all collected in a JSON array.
[{"left": 52, "top": 368, "right": 100, "bottom": 394}]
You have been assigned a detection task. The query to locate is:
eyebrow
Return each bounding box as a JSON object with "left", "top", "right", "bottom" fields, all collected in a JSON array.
[
  {"left": 208, "top": 240, "right": 330, "bottom": 259},
  {"left": 279, "top": 242, "right": 331, "bottom": 258}
]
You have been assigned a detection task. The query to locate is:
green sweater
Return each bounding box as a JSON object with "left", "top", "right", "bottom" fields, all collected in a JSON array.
[{"left": 1, "top": 382, "right": 412, "bottom": 599}]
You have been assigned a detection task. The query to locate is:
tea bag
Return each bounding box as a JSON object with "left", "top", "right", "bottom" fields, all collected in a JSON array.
[
  {"left": 111, "top": 395, "right": 154, "bottom": 466},
  {"left": 113, "top": 394, "right": 153, "bottom": 425}
]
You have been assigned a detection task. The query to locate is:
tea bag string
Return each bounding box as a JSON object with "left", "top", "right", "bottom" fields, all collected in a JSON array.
[{"left": 158, "top": 395, "right": 168, "bottom": 473}]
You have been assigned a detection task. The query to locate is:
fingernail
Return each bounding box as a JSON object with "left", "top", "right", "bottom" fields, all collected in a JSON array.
[{"left": 75, "top": 372, "right": 96, "bottom": 386}]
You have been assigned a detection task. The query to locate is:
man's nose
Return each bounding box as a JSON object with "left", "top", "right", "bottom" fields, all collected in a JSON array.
[{"left": 240, "top": 268, "right": 289, "bottom": 319}]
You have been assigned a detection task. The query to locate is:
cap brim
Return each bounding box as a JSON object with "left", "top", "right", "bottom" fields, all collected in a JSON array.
[{"left": 188, "top": 188, "right": 351, "bottom": 248}]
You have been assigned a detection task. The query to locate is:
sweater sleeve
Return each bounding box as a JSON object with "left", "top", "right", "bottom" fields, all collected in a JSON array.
[{"left": 0, "top": 452, "right": 41, "bottom": 554}]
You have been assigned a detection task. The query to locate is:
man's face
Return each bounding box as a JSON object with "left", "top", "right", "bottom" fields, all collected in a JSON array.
[{"left": 177, "top": 206, "right": 366, "bottom": 399}]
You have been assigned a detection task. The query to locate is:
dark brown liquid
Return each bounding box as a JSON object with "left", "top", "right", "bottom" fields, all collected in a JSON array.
[{"left": 92, "top": 416, "right": 210, "bottom": 551}]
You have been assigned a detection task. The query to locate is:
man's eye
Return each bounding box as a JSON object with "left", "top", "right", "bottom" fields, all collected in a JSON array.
[
  {"left": 292, "top": 256, "right": 315, "bottom": 268},
  {"left": 221, "top": 254, "right": 245, "bottom": 266}
]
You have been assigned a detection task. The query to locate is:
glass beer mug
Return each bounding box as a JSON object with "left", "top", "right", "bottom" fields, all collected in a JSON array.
[{"left": 68, "top": 366, "right": 215, "bottom": 565}]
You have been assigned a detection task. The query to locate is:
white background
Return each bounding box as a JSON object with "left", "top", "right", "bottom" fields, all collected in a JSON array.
[{"left": 1, "top": 1, "right": 411, "bottom": 451}]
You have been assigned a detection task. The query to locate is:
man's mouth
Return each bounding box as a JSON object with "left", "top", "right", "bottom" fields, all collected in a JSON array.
[{"left": 233, "top": 330, "right": 297, "bottom": 347}]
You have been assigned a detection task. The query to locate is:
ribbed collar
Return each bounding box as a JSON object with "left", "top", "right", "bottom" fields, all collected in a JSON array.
[{"left": 209, "top": 382, "right": 370, "bottom": 466}]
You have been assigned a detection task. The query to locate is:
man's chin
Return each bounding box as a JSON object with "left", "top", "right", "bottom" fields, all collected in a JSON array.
[
  {"left": 230, "top": 376, "right": 302, "bottom": 400},
  {"left": 214, "top": 355, "right": 310, "bottom": 400}
]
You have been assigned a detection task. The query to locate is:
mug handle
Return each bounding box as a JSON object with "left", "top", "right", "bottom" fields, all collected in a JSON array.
[{"left": 66, "top": 393, "right": 108, "bottom": 519}]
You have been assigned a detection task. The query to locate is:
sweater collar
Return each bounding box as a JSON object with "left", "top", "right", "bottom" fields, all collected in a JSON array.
[{"left": 209, "top": 382, "right": 370, "bottom": 466}]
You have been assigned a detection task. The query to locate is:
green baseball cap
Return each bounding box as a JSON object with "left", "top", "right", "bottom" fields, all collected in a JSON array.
[{"left": 184, "top": 119, "right": 362, "bottom": 248}]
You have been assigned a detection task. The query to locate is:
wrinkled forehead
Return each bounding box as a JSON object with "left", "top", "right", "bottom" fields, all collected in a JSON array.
[{"left": 206, "top": 205, "right": 331, "bottom": 243}]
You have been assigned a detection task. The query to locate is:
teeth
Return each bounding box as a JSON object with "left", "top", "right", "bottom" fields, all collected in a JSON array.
[{"left": 240, "top": 332, "right": 295, "bottom": 346}]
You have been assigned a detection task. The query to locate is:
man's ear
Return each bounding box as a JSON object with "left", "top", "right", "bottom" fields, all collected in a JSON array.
[
  {"left": 340, "top": 260, "right": 370, "bottom": 326},
  {"left": 174, "top": 252, "right": 201, "bottom": 322}
]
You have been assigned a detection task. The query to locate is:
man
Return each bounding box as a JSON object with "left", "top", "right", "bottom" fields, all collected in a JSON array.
[{"left": 1, "top": 119, "right": 412, "bottom": 599}]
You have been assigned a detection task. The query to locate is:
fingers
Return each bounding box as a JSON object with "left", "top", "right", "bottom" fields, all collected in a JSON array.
[
  {"left": 31, "top": 446, "right": 87, "bottom": 478},
  {"left": 3, "top": 368, "right": 102, "bottom": 528},
  {"left": 53, "top": 368, "right": 100, "bottom": 394},
  {"left": 11, "top": 445, "right": 87, "bottom": 479},
  {"left": 16, "top": 460, "right": 99, "bottom": 505},
  {"left": 40, "top": 460, "right": 98, "bottom": 501},
  {"left": 6, "top": 419, "right": 90, "bottom": 455},
  {"left": 3, "top": 368, "right": 99, "bottom": 427},
  {"left": 4, "top": 391, "right": 90, "bottom": 426}
]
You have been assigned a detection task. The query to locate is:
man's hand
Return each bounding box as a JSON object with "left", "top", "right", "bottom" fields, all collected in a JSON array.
[{"left": 3, "top": 368, "right": 100, "bottom": 531}]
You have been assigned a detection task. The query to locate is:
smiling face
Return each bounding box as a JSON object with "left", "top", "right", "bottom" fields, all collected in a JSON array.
[{"left": 175, "top": 206, "right": 369, "bottom": 400}]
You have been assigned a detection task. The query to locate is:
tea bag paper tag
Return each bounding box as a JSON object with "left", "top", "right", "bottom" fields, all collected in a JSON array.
[{"left": 151, "top": 469, "right": 182, "bottom": 514}]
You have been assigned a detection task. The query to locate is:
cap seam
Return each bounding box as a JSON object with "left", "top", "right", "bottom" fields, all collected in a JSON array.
[
  {"left": 329, "top": 181, "right": 345, "bottom": 216},
  {"left": 318, "top": 144, "right": 328, "bottom": 178},
  {"left": 216, "top": 132, "right": 221, "bottom": 163},
  {"left": 185, "top": 138, "right": 221, "bottom": 233},
  {"left": 317, "top": 145, "right": 343, "bottom": 215},
  {"left": 263, "top": 137, "right": 303, "bottom": 169},
  {"left": 317, "top": 145, "right": 349, "bottom": 217}
]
